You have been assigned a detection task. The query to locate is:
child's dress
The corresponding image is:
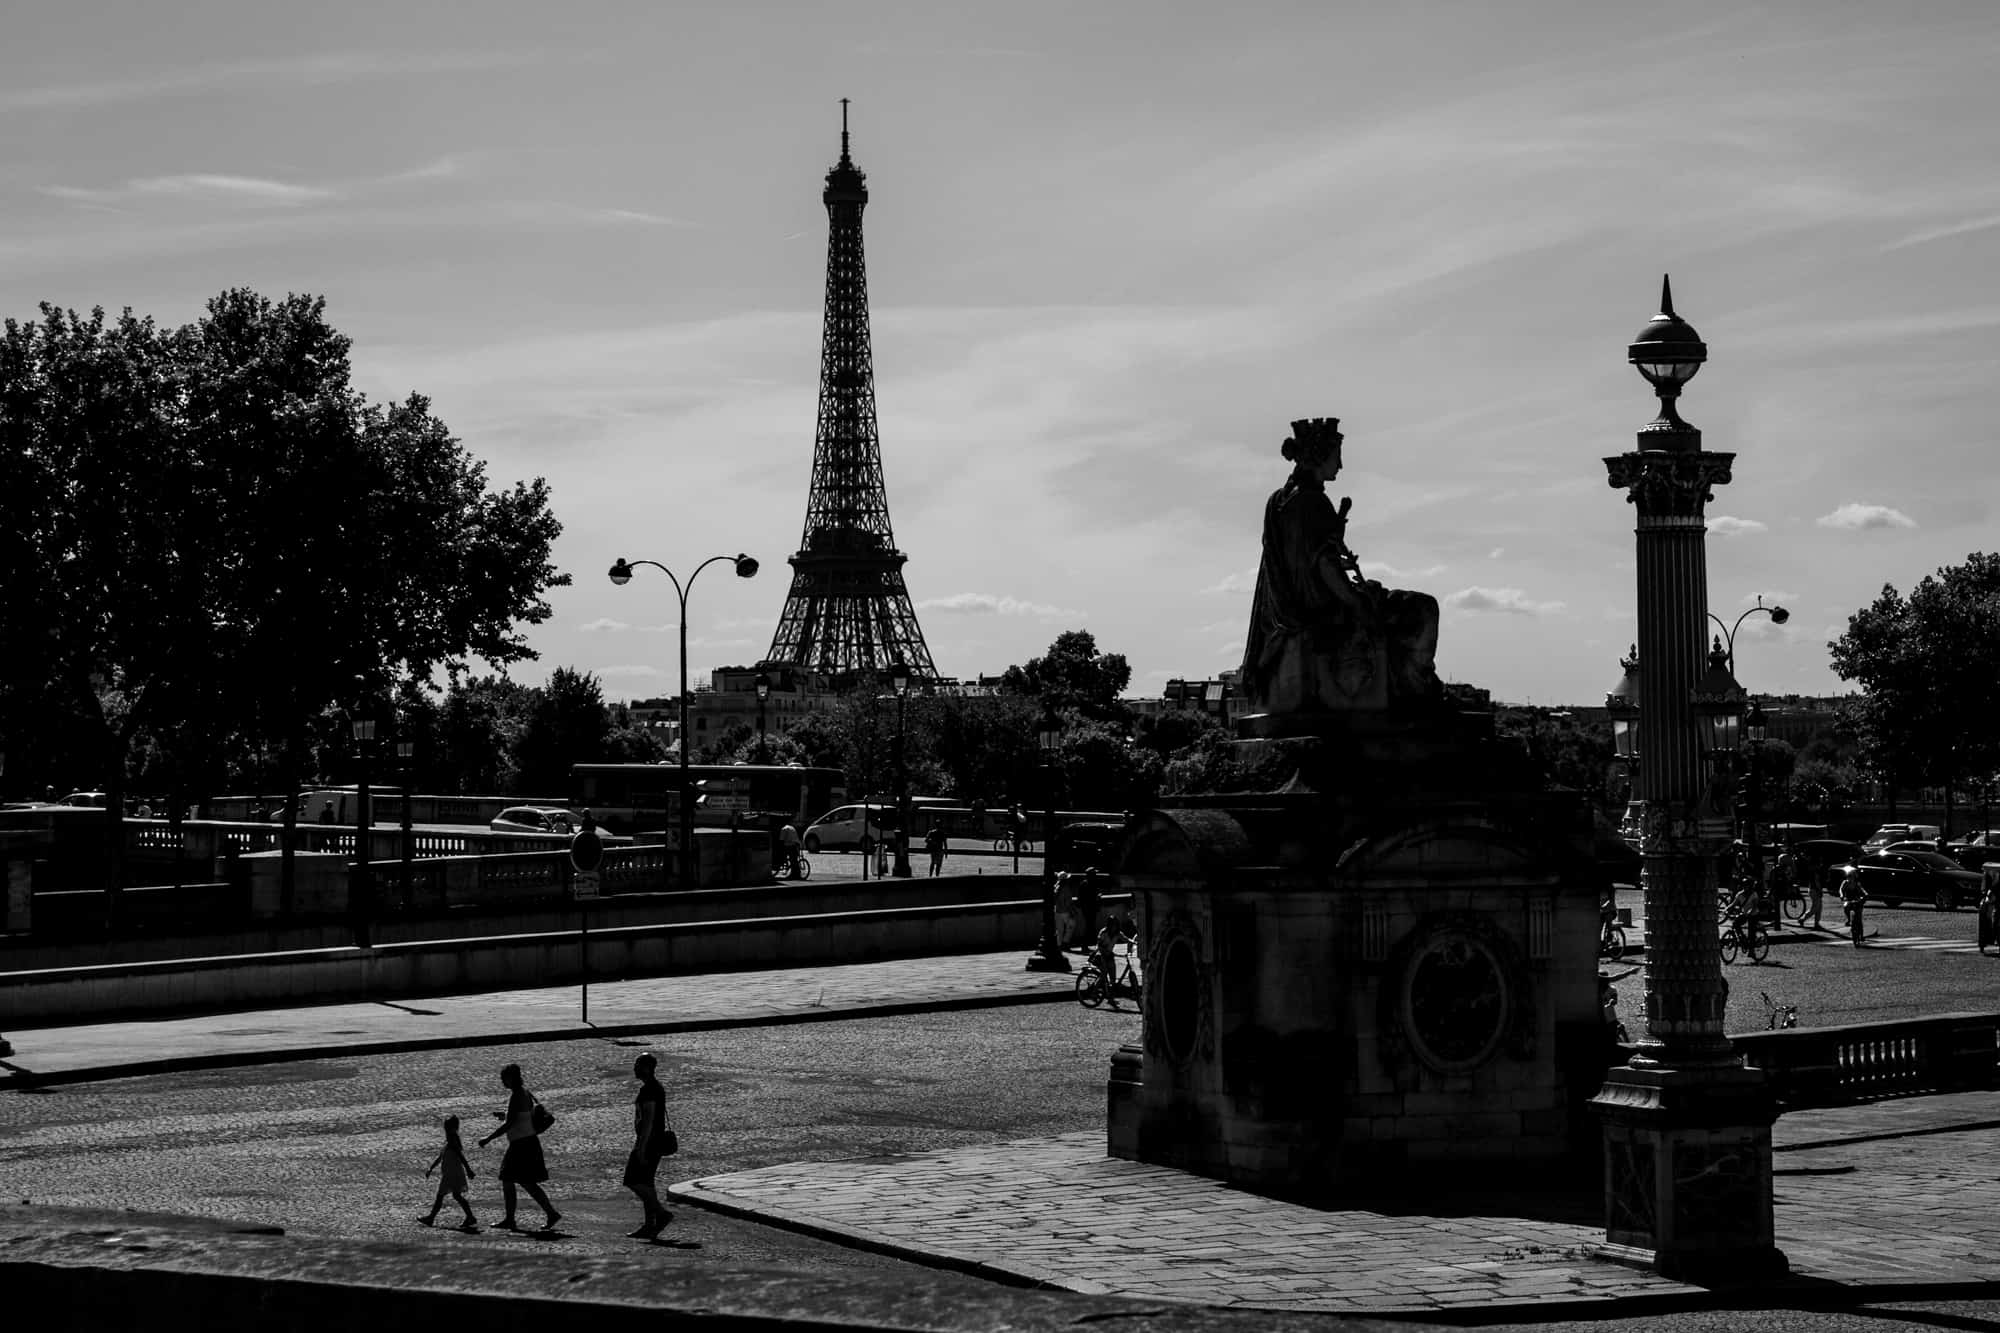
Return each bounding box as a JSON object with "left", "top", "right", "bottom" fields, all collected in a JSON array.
[{"left": 438, "top": 1145, "right": 469, "bottom": 1193}]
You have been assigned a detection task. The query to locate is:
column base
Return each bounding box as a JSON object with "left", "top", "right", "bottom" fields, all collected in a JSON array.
[{"left": 1592, "top": 1061, "right": 1788, "bottom": 1283}]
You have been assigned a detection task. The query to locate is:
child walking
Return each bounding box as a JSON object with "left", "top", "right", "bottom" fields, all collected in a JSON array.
[{"left": 420, "top": 1115, "right": 480, "bottom": 1231}]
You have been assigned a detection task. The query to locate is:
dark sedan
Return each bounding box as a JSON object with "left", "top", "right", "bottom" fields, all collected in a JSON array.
[{"left": 1838, "top": 849, "right": 1983, "bottom": 910}]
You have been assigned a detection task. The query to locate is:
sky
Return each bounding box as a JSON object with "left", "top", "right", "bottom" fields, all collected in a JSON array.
[{"left": 7, "top": 2, "right": 1999, "bottom": 706}]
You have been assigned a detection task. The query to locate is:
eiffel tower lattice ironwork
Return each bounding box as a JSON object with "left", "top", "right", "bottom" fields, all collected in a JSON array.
[{"left": 765, "top": 102, "right": 937, "bottom": 680}]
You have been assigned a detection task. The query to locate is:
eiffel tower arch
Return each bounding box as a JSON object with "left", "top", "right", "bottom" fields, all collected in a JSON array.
[{"left": 764, "top": 103, "right": 938, "bottom": 683}]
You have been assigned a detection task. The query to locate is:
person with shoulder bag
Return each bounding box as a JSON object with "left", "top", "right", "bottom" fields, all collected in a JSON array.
[
  {"left": 624, "top": 1052, "right": 678, "bottom": 1240},
  {"left": 478, "top": 1062, "right": 560, "bottom": 1231}
]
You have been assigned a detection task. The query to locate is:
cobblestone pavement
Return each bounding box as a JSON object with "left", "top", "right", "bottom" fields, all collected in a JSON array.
[
  {"left": 0, "top": 949, "right": 1079, "bottom": 1088},
  {"left": 676, "top": 1091, "right": 2000, "bottom": 1316},
  {"left": 11, "top": 944, "right": 2000, "bottom": 1319}
]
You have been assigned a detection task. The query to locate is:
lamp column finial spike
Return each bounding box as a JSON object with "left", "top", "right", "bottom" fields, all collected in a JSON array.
[{"left": 1660, "top": 274, "right": 1675, "bottom": 318}]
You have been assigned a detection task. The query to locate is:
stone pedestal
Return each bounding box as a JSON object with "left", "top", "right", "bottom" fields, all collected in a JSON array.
[
  {"left": 1107, "top": 717, "right": 1606, "bottom": 1198},
  {"left": 1593, "top": 1064, "right": 1787, "bottom": 1281}
]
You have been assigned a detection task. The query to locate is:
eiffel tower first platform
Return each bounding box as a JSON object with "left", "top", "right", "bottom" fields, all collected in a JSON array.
[{"left": 764, "top": 103, "right": 938, "bottom": 683}]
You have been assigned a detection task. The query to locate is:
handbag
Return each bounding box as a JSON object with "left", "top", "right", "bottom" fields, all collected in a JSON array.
[
  {"left": 658, "top": 1126, "right": 679, "bottom": 1158},
  {"left": 530, "top": 1100, "right": 555, "bottom": 1134}
]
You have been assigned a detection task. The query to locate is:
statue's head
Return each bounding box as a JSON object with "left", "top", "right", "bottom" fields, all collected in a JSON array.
[{"left": 1281, "top": 418, "right": 1343, "bottom": 477}]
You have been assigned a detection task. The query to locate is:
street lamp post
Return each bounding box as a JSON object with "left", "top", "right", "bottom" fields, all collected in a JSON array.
[
  {"left": 1708, "top": 598, "right": 1788, "bottom": 905},
  {"left": 351, "top": 712, "right": 376, "bottom": 950},
  {"left": 397, "top": 736, "right": 415, "bottom": 912},
  {"left": 1591, "top": 277, "right": 1785, "bottom": 1281},
  {"left": 890, "top": 660, "right": 913, "bottom": 878},
  {"left": 1025, "top": 705, "right": 1070, "bottom": 972},
  {"left": 609, "top": 554, "right": 759, "bottom": 890},
  {"left": 754, "top": 671, "right": 771, "bottom": 763}
]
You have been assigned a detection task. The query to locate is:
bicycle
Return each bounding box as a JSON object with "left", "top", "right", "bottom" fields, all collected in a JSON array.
[
  {"left": 1776, "top": 880, "right": 1808, "bottom": 925},
  {"left": 1598, "top": 913, "right": 1628, "bottom": 959},
  {"left": 1719, "top": 914, "right": 1769, "bottom": 965},
  {"left": 1075, "top": 945, "right": 1142, "bottom": 1011},
  {"left": 773, "top": 849, "right": 812, "bottom": 881},
  {"left": 1759, "top": 991, "right": 1798, "bottom": 1030}
]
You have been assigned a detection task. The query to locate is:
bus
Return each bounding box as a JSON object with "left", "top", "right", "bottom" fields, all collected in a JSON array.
[{"left": 569, "top": 763, "right": 846, "bottom": 835}]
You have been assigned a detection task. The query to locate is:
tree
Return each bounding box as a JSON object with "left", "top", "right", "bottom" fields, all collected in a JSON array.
[
  {"left": 1000, "top": 630, "right": 1132, "bottom": 723},
  {"left": 0, "top": 290, "right": 568, "bottom": 902},
  {"left": 514, "top": 668, "right": 612, "bottom": 795},
  {"left": 1830, "top": 555, "right": 2000, "bottom": 817}
]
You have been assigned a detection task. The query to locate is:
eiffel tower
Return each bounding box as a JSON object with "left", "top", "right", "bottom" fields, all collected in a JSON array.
[{"left": 764, "top": 102, "right": 938, "bottom": 681}]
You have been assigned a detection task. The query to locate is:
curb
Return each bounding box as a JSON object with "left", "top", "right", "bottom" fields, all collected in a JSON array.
[{"left": 0, "top": 985, "right": 1076, "bottom": 1093}]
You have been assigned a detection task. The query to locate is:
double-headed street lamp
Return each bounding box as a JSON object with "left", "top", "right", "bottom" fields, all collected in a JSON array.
[{"left": 609, "top": 553, "right": 759, "bottom": 890}]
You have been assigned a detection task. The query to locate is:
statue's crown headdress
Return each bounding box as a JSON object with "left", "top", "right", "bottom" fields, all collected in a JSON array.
[{"left": 1284, "top": 417, "right": 1342, "bottom": 462}]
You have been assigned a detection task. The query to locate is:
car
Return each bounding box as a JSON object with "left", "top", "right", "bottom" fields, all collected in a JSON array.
[
  {"left": 59, "top": 791, "right": 111, "bottom": 809},
  {"left": 1883, "top": 840, "right": 1949, "bottom": 856},
  {"left": 801, "top": 803, "right": 899, "bottom": 854},
  {"left": 1836, "top": 849, "right": 1982, "bottom": 910},
  {"left": 1946, "top": 829, "right": 2000, "bottom": 872},
  {"left": 1864, "top": 824, "right": 1941, "bottom": 850},
  {"left": 489, "top": 806, "right": 585, "bottom": 836}
]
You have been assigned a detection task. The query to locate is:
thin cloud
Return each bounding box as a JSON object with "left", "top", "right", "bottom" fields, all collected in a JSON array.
[
  {"left": 1740, "top": 591, "right": 1798, "bottom": 607},
  {"left": 1816, "top": 503, "right": 1916, "bottom": 531},
  {"left": 578, "top": 618, "right": 630, "bottom": 632},
  {"left": 45, "top": 174, "right": 333, "bottom": 206},
  {"left": 1709, "top": 516, "right": 1768, "bottom": 537},
  {"left": 1443, "top": 586, "right": 1566, "bottom": 616},
  {"left": 917, "top": 592, "right": 1086, "bottom": 618},
  {"left": 1359, "top": 560, "right": 1447, "bottom": 582},
  {"left": 1, "top": 50, "right": 542, "bottom": 113},
  {"left": 599, "top": 664, "right": 666, "bottom": 678},
  {"left": 1203, "top": 571, "right": 1256, "bottom": 594}
]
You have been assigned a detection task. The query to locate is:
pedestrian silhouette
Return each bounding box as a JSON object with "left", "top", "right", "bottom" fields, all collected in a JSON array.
[{"left": 419, "top": 1115, "right": 479, "bottom": 1231}]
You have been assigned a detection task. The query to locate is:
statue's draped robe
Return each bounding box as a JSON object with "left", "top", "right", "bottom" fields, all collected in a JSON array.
[{"left": 1242, "top": 473, "right": 1440, "bottom": 714}]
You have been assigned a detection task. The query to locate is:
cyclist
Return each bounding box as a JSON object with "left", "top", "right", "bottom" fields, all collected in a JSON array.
[
  {"left": 778, "top": 823, "right": 803, "bottom": 879},
  {"left": 1839, "top": 865, "right": 1866, "bottom": 947}
]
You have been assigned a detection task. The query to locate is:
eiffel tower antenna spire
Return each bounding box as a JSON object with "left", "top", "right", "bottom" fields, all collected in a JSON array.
[{"left": 764, "top": 106, "right": 938, "bottom": 682}]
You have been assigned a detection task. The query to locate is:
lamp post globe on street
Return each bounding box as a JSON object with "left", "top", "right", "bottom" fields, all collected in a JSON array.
[
  {"left": 1025, "top": 704, "right": 1070, "bottom": 972},
  {"left": 890, "top": 660, "right": 913, "bottom": 878},
  {"left": 754, "top": 670, "right": 771, "bottom": 763},
  {"left": 609, "top": 553, "right": 759, "bottom": 891},
  {"left": 396, "top": 735, "right": 415, "bottom": 912},
  {"left": 1591, "top": 277, "right": 1785, "bottom": 1281},
  {"left": 350, "top": 710, "right": 377, "bottom": 950}
]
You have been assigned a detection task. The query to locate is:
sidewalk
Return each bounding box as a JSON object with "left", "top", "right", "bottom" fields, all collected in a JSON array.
[
  {"left": 673, "top": 1090, "right": 2000, "bottom": 1318},
  {"left": 9, "top": 947, "right": 2000, "bottom": 1319},
  {"left": 0, "top": 949, "right": 1076, "bottom": 1089}
]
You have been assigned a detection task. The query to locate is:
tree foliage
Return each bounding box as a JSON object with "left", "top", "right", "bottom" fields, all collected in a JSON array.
[
  {"left": 1829, "top": 554, "right": 2000, "bottom": 792},
  {"left": 0, "top": 290, "right": 568, "bottom": 804},
  {"left": 999, "top": 630, "right": 1132, "bottom": 722}
]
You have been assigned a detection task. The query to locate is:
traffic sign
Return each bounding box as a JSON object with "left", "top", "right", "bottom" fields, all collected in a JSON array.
[{"left": 573, "top": 870, "right": 602, "bottom": 900}]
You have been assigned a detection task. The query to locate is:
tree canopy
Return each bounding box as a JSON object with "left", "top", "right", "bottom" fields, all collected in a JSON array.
[
  {"left": 999, "top": 629, "right": 1131, "bottom": 722},
  {"left": 1829, "top": 553, "right": 2000, "bottom": 794},
  {"left": 0, "top": 289, "right": 568, "bottom": 803}
]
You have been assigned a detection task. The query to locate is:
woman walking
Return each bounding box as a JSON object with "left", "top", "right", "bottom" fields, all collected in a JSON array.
[
  {"left": 478, "top": 1062, "right": 561, "bottom": 1232},
  {"left": 624, "top": 1052, "right": 675, "bottom": 1239}
]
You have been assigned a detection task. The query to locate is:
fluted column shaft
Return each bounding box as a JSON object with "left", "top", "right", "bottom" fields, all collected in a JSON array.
[{"left": 1605, "top": 431, "right": 1736, "bottom": 1067}]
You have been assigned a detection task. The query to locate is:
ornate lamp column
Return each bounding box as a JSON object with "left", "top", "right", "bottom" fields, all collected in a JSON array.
[{"left": 1591, "top": 277, "right": 1787, "bottom": 1281}]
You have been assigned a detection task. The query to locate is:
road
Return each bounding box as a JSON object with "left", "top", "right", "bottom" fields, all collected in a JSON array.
[
  {"left": 0, "top": 1003, "right": 1139, "bottom": 1286},
  {"left": 7, "top": 910, "right": 2000, "bottom": 1329}
]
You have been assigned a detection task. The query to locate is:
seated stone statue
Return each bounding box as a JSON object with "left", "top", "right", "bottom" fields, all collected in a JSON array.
[{"left": 1241, "top": 418, "right": 1441, "bottom": 715}]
